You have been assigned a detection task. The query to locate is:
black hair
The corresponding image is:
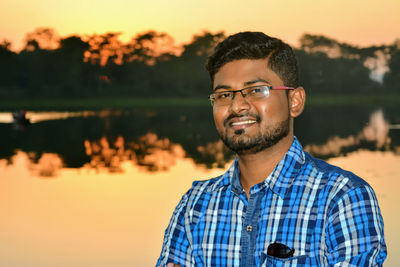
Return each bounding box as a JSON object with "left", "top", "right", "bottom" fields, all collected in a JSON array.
[{"left": 205, "top": 31, "right": 299, "bottom": 88}]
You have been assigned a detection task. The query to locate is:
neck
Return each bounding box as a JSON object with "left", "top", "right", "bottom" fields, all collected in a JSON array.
[{"left": 237, "top": 135, "right": 294, "bottom": 198}]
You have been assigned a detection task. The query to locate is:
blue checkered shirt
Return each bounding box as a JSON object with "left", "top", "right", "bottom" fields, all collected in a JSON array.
[{"left": 156, "top": 137, "right": 387, "bottom": 266}]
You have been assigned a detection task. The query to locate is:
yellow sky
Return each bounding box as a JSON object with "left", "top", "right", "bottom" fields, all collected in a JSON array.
[{"left": 1, "top": 0, "right": 399, "bottom": 51}]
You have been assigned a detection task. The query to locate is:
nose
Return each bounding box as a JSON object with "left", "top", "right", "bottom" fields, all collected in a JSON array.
[{"left": 230, "top": 91, "right": 250, "bottom": 113}]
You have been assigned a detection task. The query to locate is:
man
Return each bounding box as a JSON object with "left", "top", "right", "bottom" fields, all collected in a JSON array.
[{"left": 156, "top": 32, "right": 386, "bottom": 266}]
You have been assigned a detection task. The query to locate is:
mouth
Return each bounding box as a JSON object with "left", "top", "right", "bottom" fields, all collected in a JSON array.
[
  {"left": 223, "top": 114, "right": 261, "bottom": 131},
  {"left": 228, "top": 118, "right": 258, "bottom": 131},
  {"left": 231, "top": 120, "right": 257, "bottom": 126}
]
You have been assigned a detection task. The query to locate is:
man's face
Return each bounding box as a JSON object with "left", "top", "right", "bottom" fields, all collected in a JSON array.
[{"left": 212, "top": 59, "right": 292, "bottom": 155}]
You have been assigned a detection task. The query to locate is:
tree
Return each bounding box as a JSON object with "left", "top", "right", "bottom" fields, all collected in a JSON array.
[
  {"left": 55, "top": 36, "right": 91, "bottom": 95},
  {"left": 296, "top": 49, "right": 379, "bottom": 95},
  {"left": 84, "top": 32, "right": 124, "bottom": 66},
  {"left": 123, "top": 30, "right": 178, "bottom": 65},
  {"left": 300, "top": 34, "right": 364, "bottom": 59},
  {"left": 174, "top": 31, "right": 225, "bottom": 96},
  {"left": 24, "top": 27, "right": 59, "bottom": 50},
  {"left": 0, "top": 39, "right": 18, "bottom": 96},
  {"left": 383, "top": 40, "right": 400, "bottom": 93},
  {"left": 298, "top": 34, "right": 388, "bottom": 92}
]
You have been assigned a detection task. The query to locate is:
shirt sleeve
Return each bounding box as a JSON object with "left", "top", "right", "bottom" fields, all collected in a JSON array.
[
  {"left": 325, "top": 184, "right": 387, "bottom": 266},
  {"left": 156, "top": 192, "right": 195, "bottom": 267}
]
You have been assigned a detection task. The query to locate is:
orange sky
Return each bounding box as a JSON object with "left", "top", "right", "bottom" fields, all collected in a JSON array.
[{"left": 1, "top": 0, "right": 399, "bottom": 51}]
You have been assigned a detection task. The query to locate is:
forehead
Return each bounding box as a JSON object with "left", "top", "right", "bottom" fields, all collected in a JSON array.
[{"left": 213, "top": 59, "right": 284, "bottom": 89}]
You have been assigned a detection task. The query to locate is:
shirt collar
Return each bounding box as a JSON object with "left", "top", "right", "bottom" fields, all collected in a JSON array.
[{"left": 210, "top": 137, "right": 305, "bottom": 199}]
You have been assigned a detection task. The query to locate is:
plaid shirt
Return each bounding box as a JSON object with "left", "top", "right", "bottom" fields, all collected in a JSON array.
[{"left": 157, "top": 137, "right": 387, "bottom": 266}]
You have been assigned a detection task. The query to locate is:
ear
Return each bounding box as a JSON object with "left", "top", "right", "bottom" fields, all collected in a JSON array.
[{"left": 288, "top": 87, "right": 306, "bottom": 118}]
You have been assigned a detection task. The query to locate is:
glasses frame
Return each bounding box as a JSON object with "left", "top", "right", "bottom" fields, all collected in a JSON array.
[{"left": 208, "top": 85, "right": 294, "bottom": 107}]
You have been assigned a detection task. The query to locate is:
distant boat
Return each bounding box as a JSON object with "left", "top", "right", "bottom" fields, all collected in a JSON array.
[{"left": 12, "top": 110, "right": 30, "bottom": 125}]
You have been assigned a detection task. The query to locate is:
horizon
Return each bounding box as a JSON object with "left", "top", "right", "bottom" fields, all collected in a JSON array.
[
  {"left": 2, "top": 27, "right": 399, "bottom": 54},
  {"left": 1, "top": 0, "right": 399, "bottom": 51}
]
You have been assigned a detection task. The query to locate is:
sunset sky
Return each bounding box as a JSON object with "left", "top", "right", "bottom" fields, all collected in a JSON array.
[{"left": 1, "top": 0, "right": 400, "bottom": 51}]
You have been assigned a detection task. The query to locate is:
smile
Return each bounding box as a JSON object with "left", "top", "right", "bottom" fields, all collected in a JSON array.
[{"left": 231, "top": 120, "right": 257, "bottom": 126}]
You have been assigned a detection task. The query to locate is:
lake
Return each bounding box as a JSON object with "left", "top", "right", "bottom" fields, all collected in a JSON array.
[{"left": 0, "top": 104, "right": 399, "bottom": 266}]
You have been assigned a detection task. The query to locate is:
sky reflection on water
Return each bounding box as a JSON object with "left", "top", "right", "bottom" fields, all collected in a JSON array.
[
  {"left": 0, "top": 149, "right": 399, "bottom": 266},
  {"left": 0, "top": 106, "right": 399, "bottom": 266},
  {"left": 0, "top": 111, "right": 97, "bottom": 124},
  {"left": 0, "top": 153, "right": 224, "bottom": 266}
]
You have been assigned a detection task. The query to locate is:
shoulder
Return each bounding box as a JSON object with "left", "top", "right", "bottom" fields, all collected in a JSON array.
[
  {"left": 302, "top": 151, "right": 377, "bottom": 208},
  {"left": 304, "top": 151, "right": 369, "bottom": 187},
  {"left": 185, "top": 174, "right": 227, "bottom": 202}
]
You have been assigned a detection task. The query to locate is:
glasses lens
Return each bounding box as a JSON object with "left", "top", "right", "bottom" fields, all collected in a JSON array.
[
  {"left": 244, "top": 86, "right": 270, "bottom": 100},
  {"left": 208, "top": 94, "right": 215, "bottom": 106},
  {"left": 211, "top": 86, "right": 270, "bottom": 107},
  {"left": 213, "top": 91, "right": 233, "bottom": 106}
]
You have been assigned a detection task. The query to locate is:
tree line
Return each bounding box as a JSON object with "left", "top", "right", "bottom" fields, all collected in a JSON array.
[{"left": 0, "top": 28, "right": 399, "bottom": 99}]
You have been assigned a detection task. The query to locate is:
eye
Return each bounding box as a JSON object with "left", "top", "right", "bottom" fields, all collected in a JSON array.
[
  {"left": 216, "top": 92, "right": 232, "bottom": 99},
  {"left": 248, "top": 86, "right": 265, "bottom": 95}
]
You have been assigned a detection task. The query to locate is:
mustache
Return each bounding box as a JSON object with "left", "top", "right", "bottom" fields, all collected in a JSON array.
[{"left": 223, "top": 113, "right": 261, "bottom": 126}]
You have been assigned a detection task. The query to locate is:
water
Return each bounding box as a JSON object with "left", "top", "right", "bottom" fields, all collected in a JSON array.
[{"left": 0, "top": 105, "right": 399, "bottom": 266}]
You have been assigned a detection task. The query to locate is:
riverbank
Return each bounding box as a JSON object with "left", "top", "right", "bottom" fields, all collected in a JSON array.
[{"left": 0, "top": 94, "right": 399, "bottom": 110}]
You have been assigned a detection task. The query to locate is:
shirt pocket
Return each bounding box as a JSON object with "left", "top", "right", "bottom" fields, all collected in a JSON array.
[{"left": 260, "top": 252, "right": 319, "bottom": 266}]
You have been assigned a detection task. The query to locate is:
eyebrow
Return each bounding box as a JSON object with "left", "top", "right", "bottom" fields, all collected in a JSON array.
[
  {"left": 244, "top": 78, "right": 270, "bottom": 86},
  {"left": 213, "top": 85, "right": 232, "bottom": 91},
  {"left": 213, "top": 78, "right": 270, "bottom": 91}
]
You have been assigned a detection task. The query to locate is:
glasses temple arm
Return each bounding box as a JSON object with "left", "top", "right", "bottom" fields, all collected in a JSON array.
[{"left": 271, "top": 86, "right": 295, "bottom": 90}]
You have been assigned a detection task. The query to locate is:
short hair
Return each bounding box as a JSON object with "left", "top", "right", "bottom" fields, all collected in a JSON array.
[{"left": 205, "top": 31, "right": 299, "bottom": 88}]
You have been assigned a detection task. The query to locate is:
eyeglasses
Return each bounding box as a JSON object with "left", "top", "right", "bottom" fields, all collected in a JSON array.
[{"left": 208, "top": 85, "right": 294, "bottom": 107}]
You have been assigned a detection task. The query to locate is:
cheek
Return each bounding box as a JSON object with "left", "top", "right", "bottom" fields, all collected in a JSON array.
[
  {"left": 257, "top": 99, "right": 289, "bottom": 123},
  {"left": 213, "top": 107, "right": 228, "bottom": 131},
  {"left": 213, "top": 106, "right": 224, "bottom": 120}
]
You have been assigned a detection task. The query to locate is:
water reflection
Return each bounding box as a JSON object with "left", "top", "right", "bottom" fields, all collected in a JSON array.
[
  {"left": 197, "top": 140, "right": 232, "bottom": 168},
  {"left": 83, "top": 133, "right": 186, "bottom": 173},
  {"left": 5, "top": 151, "right": 65, "bottom": 178},
  {"left": 0, "top": 110, "right": 96, "bottom": 124},
  {"left": 131, "top": 132, "right": 185, "bottom": 171},
  {"left": 28, "top": 152, "right": 64, "bottom": 177},
  {"left": 1, "top": 106, "right": 399, "bottom": 265},
  {"left": 305, "top": 109, "right": 397, "bottom": 158},
  {"left": 84, "top": 136, "right": 126, "bottom": 173},
  {"left": 1, "top": 106, "right": 399, "bottom": 172},
  {"left": 1, "top": 148, "right": 399, "bottom": 266}
]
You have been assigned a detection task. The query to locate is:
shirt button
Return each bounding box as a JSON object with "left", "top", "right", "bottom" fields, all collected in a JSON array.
[{"left": 246, "top": 225, "right": 253, "bottom": 232}]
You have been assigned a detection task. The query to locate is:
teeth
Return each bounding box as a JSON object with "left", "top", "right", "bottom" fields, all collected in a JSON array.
[{"left": 232, "top": 120, "right": 256, "bottom": 126}]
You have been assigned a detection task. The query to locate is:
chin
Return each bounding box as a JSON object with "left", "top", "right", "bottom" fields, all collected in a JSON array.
[{"left": 219, "top": 119, "right": 291, "bottom": 155}]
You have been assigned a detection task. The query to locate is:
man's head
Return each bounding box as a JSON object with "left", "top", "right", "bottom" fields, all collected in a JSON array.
[
  {"left": 206, "top": 32, "right": 305, "bottom": 155},
  {"left": 206, "top": 31, "right": 299, "bottom": 88}
]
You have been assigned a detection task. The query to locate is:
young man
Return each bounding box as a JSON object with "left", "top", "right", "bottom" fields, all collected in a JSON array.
[{"left": 156, "top": 32, "right": 387, "bottom": 266}]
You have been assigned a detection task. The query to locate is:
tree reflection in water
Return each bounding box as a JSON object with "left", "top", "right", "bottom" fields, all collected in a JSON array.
[
  {"left": 305, "top": 109, "right": 394, "bottom": 158},
  {"left": 28, "top": 152, "right": 64, "bottom": 177},
  {"left": 83, "top": 132, "right": 186, "bottom": 173},
  {"left": 2, "top": 107, "right": 398, "bottom": 178},
  {"left": 81, "top": 109, "right": 396, "bottom": 174},
  {"left": 131, "top": 132, "right": 185, "bottom": 171},
  {"left": 196, "top": 140, "right": 232, "bottom": 169},
  {"left": 84, "top": 136, "right": 126, "bottom": 173}
]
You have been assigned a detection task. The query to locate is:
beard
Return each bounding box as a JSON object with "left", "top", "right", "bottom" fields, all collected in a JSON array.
[{"left": 218, "top": 116, "right": 290, "bottom": 155}]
